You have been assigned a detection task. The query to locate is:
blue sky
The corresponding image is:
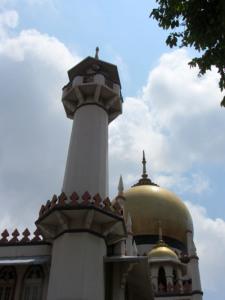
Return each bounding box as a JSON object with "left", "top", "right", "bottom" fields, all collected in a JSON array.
[
  {"left": 10, "top": 0, "right": 170, "bottom": 95},
  {"left": 0, "top": 1, "right": 225, "bottom": 299}
]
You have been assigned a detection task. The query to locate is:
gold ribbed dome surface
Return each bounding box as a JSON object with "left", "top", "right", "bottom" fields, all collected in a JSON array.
[
  {"left": 124, "top": 184, "right": 193, "bottom": 245},
  {"left": 148, "top": 243, "right": 178, "bottom": 261}
]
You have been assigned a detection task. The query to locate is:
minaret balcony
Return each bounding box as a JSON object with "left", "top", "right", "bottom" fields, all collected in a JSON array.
[
  {"left": 36, "top": 192, "right": 127, "bottom": 246},
  {"left": 62, "top": 73, "right": 122, "bottom": 122}
]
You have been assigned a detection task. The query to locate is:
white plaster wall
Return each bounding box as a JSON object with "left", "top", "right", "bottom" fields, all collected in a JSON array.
[
  {"left": 189, "top": 259, "right": 202, "bottom": 295},
  {"left": 63, "top": 105, "right": 108, "bottom": 199},
  {"left": 47, "top": 232, "right": 106, "bottom": 300},
  {"left": 137, "top": 244, "right": 152, "bottom": 255},
  {"left": 0, "top": 244, "right": 51, "bottom": 257}
]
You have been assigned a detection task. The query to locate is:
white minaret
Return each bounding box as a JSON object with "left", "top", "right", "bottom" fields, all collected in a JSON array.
[
  {"left": 36, "top": 48, "right": 126, "bottom": 300},
  {"left": 62, "top": 47, "right": 122, "bottom": 199}
]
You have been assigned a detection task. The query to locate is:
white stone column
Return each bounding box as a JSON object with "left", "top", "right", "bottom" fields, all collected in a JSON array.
[
  {"left": 190, "top": 257, "right": 202, "bottom": 300},
  {"left": 126, "top": 213, "right": 136, "bottom": 256},
  {"left": 150, "top": 266, "right": 158, "bottom": 293},
  {"left": 165, "top": 265, "right": 174, "bottom": 292},
  {"left": 176, "top": 268, "right": 183, "bottom": 293},
  {"left": 47, "top": 232, "right": 106, "bottom": 300},
  {"left": 14, "top": 267, "right": 25, "bottom": 300},
  {"left": 114, "top": 240, "right": 126, "bottom": 256},
  {"left": 62, "top": 105, "right": 108, "bottom": 199}
]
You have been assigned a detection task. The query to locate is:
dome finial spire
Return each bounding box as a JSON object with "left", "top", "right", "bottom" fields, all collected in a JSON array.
[
  {"left": 95, "top": 46, "right": 99, "bottom": 60},
  {"left": 154, "top": 220, "right": 168, "bottom": 248},
  {"left": 142, "top": 150, "right": 148, "bottom": 179},
  {"left": 132, "top": 151, "right": 159, "bottom": 187}
]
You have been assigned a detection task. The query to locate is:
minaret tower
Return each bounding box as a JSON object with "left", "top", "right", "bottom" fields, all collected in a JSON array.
[
  {"left": 62, "top": 47, "right": 122, "bottom": 198},
  {"left": 36, "top": 49, "right": 126, "bottom": 300}
]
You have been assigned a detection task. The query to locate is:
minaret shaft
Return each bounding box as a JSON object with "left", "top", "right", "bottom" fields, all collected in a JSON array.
[
  {"left": 62, "top": 104, "right": 108, "bottom": 198},
  {"left": 38, "top": 54, "right": 124, "bottom": 300}
]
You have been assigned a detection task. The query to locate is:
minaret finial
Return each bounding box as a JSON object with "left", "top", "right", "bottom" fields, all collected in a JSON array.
[
  {"left": 118, "top": 175, "right": 124, "bottom": 195},
  {"left": 95, "top": 46, "right": 99, "bottom": 60},
  {"left": 142, "top": 150, "right": 148, "bottom": 179}
]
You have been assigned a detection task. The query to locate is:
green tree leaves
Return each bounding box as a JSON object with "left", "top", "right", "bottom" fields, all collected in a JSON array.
[{"left": 150, "top": 0, "right": 225, "bottom": 107}]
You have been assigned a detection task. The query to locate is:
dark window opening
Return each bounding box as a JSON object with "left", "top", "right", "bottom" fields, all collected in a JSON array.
[{"left": 158, "top": 267, "right": 167, "bottom": 293}]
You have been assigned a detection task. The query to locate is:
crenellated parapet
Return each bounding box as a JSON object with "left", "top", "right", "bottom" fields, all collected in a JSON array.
[
  {"left": 38, "top": 191, "right": 123, "bottom": 218},
  {"left": 0, "top": 228, "right": 43, "bottom": 245},
  {"left": 36, "top": 191, "right": 126, "bottom": 245}
]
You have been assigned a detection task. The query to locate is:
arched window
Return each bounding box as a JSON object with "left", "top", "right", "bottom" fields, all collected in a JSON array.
[
  {"left": 0, "top": 266, "right": 17, "bottom": 300},
  {"left": 21, "top": 266, "right": 44, "bottom": 300},
  {"left": 158, "top": 267, "right": 167, "bottom": 292}
]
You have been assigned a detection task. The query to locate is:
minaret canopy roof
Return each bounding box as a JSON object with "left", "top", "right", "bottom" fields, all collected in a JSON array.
[{"left": 67, "top": 56, "right": 121, "bottom": 86}]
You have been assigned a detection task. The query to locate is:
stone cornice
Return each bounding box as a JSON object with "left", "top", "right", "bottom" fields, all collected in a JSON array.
[{"left": 36, "top": 191, "right": 127, "bottom": 245}]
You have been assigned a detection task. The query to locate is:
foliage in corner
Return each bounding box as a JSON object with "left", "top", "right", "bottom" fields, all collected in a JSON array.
[{"left": 150, "top": 0, "right": 225, "bottom": 107}]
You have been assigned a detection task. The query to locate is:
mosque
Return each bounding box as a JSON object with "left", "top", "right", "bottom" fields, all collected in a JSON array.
[{"left": 0, "top": 49, "right": 203, "bottom": 300}]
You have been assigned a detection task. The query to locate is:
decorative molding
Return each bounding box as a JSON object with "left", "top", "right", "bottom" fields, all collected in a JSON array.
[
  {"left": 94, "top": 85, "right": 101, "bottom": 102},
  {"left": 74, "top": 86, "right": 84, "bottom": 104},
  {"left": 55, "top": 211, "right": 69, "bottom": 230},
  {"left": 84, "top": 210, "right": 95, "bottom": 229},
  {"left": 36, "top": 191, "right": 127, "bottom": 245},
  {"left": 37, "top": 191, "right": 123, "bottom": 221},
  {"left": 0, "top": 228, "right": 44, "bottom": 246},
  {"left": 9, "top": 229, "right": 19, "bottom": 243},
  {"left": 102, "top": 221, "right": 119, "bottom": 236},
  {"left": 20, "top": 229, "right": 30, "bottom": 243},
  {"left": 54, "top": 229, "right": 106, "bottom": 242},
  {"left": 70, "top": 192, "right": 79, "bottom": 205},
  {"left": 62, "top": 64, "right": 122, "bottom": 122}
]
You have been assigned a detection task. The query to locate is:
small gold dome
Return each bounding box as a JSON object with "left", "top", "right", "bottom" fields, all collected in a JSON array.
[
  {"left": 148, "top": 242, "right": 179, "bottom": 261},
  {"left": 124, "top": 184, "right": 193, "bottom": 246}
]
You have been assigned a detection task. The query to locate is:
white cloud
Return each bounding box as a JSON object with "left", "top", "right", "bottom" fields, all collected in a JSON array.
[
  {"left": 156, "top": 172, "right": 210, "bottom": 195},
  {"left": 0, "top": 9, "right": 81, "bottom": 230},
  {"left": 109, "top": 49, "right": 225, "bottom": 193},
  {"left": 0, "top": 10, "right": 18, "bottom": 38},
  {"left": 0, "top": 10, "right": 18, "bottom": 28},
  {"left": 112, "top": 54, "right": 130, "bottom": 86}
]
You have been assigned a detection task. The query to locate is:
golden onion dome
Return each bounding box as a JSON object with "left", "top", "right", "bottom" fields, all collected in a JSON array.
[
  {"left": 123, "top": 152, "right": 193, "bottom": 247},
  {"left": 148, "top": 241, "right": 179, "bottom": 262}
]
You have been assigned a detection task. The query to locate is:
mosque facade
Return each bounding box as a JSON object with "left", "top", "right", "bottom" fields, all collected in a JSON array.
[{"left": 0, "top": 50, "right": 203, "bottom": 300}]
